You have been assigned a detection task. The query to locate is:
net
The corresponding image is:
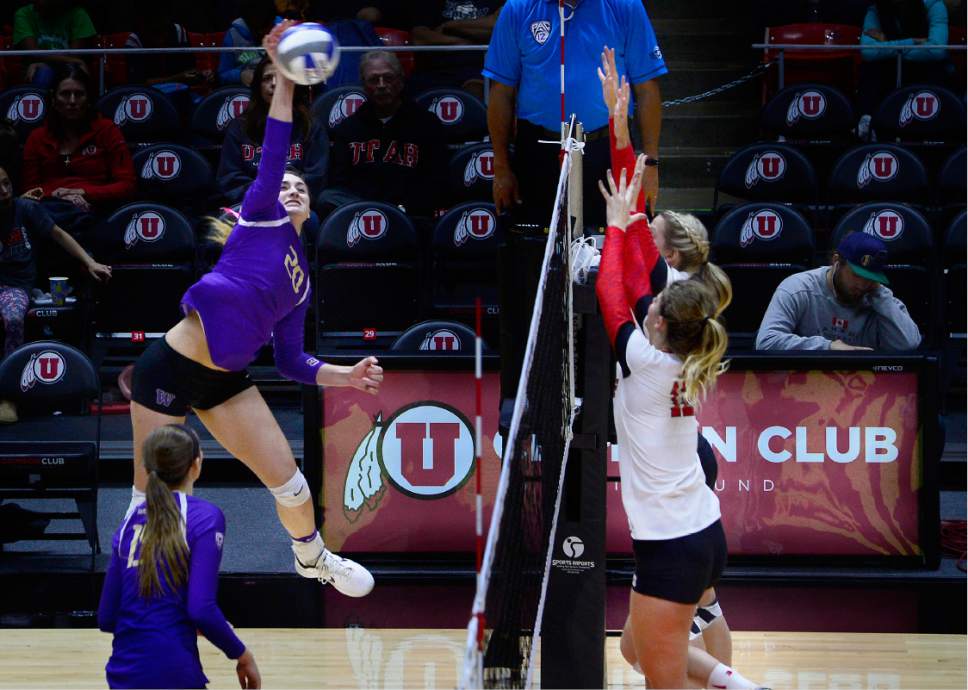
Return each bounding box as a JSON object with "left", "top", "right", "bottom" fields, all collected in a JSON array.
[{"left": 461, "top": 127, "right": 582, "bottom": 689}]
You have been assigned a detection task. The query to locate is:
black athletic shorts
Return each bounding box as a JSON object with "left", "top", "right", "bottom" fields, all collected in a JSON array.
[
  {"left": 631, "top": 520, "right": 727, "bottom": 604},
  {"left": 131, "top": 337, "right": 254, "bottom": 415}
]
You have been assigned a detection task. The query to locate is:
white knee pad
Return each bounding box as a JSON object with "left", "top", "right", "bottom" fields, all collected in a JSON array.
[
  {"left": 269, "top": 470, "right": 310, "bottom": 507},
  {"left": 692, "top": 598, "right": 724, "bottom": 638}
]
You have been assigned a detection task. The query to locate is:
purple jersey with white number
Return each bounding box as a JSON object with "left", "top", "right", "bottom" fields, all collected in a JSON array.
[
  {"left": 181, "top": 117, "right": 323, "bottom": 385},
  {"left": 97, "top": 494, "right": 244, "bottom": 690}
]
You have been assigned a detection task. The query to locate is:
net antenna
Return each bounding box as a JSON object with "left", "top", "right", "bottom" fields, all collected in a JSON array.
[{"left": 460, "top": 117, "right": 584, "bottom": 690}]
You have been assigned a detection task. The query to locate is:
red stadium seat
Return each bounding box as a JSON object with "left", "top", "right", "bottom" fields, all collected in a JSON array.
[
  {"left": 374, "top": 26, "right": 414, "bottom": 76},
  {"left": 762, "top": 24, "right": 862, "bottom": 100},
  {"left": 188, "top": 31, "right": 222, "bottom": 77},
  {"left": 97, "top": 32, "right": 133, "bottom": 89}
]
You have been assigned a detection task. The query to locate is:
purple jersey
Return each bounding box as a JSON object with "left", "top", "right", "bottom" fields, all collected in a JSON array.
[
  {"left": 182, "top": 117, "right": 324, "bottom": 385},
  {"left": 97, "top": 494, "right": 244, "bottom": 690}
]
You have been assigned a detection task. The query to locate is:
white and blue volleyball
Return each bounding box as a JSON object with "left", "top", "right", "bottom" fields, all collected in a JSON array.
[{"left": 276, "top": 23, "right": 340, "bottom": 86}]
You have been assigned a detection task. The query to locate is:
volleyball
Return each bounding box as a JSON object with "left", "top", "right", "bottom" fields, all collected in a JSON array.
[{"left": 275, "top": 23, "right": 340, "bottom": 86}]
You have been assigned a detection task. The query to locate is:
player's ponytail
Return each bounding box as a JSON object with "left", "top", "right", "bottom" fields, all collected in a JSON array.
[
  {"left": 658, "top": 211, "right": 733, "bottom": 317},
  {"left": 660, "top": 279, "right": 729, "bottom": 405},
  {"left": 138, "top": 425, "right": 199, "bottom": 598}
]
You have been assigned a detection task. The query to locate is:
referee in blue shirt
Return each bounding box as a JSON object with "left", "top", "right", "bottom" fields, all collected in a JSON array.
[
  {"left": 485, "top": 0, "right": 667, "bottom": 405},
  {"left": 483, "top": 0, "right": 667, "bottom": 225}
]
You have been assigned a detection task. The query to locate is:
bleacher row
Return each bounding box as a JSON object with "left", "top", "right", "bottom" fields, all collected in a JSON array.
[{"left": 711, "top": 80, "right": 966, "bottom": 349}]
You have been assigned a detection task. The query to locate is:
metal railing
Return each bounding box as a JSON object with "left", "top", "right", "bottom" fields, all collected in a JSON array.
[
  {"left": 752, "top": 42, "right": 967, "bottom": 90},
  {"left": 1, "top": 44, "right": 490, "bottom": 96}
]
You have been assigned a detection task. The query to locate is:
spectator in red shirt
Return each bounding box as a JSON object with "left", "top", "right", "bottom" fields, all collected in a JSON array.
[{"left": 22, "top": 63, "right": 136, "bottom": 241}]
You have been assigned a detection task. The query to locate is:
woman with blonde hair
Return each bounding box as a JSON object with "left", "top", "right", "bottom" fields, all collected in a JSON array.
[
  {"left": 126, "top": 21, "right": 380, "bottom": 600},
  {"left": 598, "top": 49, "right": 765, "bottom": 690},
  {"left": 98, "top": 424, "right": 260, "bottom": 689}
]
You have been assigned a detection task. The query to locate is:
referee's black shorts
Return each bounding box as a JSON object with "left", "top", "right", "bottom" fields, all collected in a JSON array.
[{"left": 631, "top": 519, "right": 727, "bottom": 604}]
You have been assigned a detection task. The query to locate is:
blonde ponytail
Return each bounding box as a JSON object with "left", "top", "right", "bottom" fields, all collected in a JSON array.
[
  {"left": 680, "top": 316, "right": 729, "bottom": 404},
  {"left": 659, "top": 211, "right": 733, "bottom": 319},
  {"left": 659, "top": 279, "right": 729, "bottom": 405},
  {"left": 206, "top": 217, "right": 235, "bottom": 247}
]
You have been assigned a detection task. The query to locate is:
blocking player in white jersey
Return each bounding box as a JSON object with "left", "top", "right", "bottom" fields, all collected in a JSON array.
[{"left": 596, "top": 159, "right": 766, "bottom": 690}]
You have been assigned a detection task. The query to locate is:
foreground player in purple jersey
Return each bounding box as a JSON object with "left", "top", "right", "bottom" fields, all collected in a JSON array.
[
  {"left": 126, "top": 21, "right": 378, "bottom": 598},
  {"left": 99, "top": 424, "right": 261, "bottom": 689}
]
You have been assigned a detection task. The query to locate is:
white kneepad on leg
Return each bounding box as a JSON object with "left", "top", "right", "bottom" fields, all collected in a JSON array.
[{"left": 269, "top": 470, "right": 311, "bottom": 507}]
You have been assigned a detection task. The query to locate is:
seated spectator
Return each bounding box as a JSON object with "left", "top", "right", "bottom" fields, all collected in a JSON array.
[
  {"left": 857, "top": 0, "right": 950, "bottom": 138},
  {"left": 220, "top": 0, "right": 279, "bottom": 86},
  {"left": 125, "top": 6, "right": 215, "bottom": 92},
  {"left": 21, "top": 64, "right": 137, "bottom": 242},
  {"left": 320, "top": 51, "right": 448, "bottom": 219},
  {"left": 411, "top": 1, "right": 504, "bottom": 99},
  {"left": 755, "top": 232, "right": 921, "bottom": 351},
  {"left": 217, "top": 56, "right": 328, "bottom": 205},
  {"left": 12, "top": 0, "right": 97, "bottom": 88},
  {"left": 0, "top": 164, "right": 111, "bottom": 423}
]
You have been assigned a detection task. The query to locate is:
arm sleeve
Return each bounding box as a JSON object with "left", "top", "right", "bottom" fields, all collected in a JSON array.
[
  {"left": 861, "top": 8, "right": 915, "bottom": 60},
  {"left": 216, "top": 121, "right": 255, "bottom": 202},
  {"left": 907, "top": 2, "right": 948, "bottom": 61},
  {"left": 273, "top": 296, "right": 324, "bottom": 385},
  {"left": 240, "top": 117, "right": 292, "bottom": 220},
  {"left": 69, "top": 8, "right": 97, "bottom": 41},
  {"left": 82, "top": 124, "right": 137, "bottom": 203},
  {"left": 482, "top": 3, "right": 520, "bottom": 86},
  {"left": 595, "top": 225, "right": 636, "bottom": 376},
  {"left": 608, "top": 119, "right": 665, "bottom": 324},
  {"left": 186, "top": 511, "right": 246, "bottom": 660},
  {"left": 623, "top": 1, "right": 668, "bottom": 83},
  {"left": 97, "top": 532, "right": 124, "bottom": 633},
  {"left": 754, "top": 284, "right": 832, "bottom": 350},
  {"left": 868, "top": 288, "right": 922, "bottom": 350}
]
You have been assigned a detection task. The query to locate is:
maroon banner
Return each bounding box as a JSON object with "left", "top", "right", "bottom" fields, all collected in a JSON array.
[
  {"left": 321, "top": 367, "right": 922, "bottom": 557},
  {"left": 321, "top": 370, "right": 502, "bottom": 552},
  {"left": 606, "top": 369, "right": 923, "bottom": 557}
]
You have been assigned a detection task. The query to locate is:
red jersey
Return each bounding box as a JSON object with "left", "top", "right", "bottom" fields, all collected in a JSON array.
[{"left": 22, "top": 116, "right": 136, "bottom": 205}]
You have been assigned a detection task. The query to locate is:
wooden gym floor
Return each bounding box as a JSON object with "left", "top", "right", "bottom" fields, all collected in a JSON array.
[{"left": 0, "top": 629, "right": 963, "bottom": 688}]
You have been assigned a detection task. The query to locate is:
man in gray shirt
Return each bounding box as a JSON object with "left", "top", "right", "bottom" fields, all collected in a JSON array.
[{"left": 755, "top": 232, "right": 922, "bottom": 351}]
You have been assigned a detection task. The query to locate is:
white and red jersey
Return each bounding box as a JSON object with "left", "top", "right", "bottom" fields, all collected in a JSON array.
[
  {"left": 613, "top": 329, "right": 720, "bottom": 540},
  {"left": 598, "top": 122, "right": 720, "bottom": 541}
]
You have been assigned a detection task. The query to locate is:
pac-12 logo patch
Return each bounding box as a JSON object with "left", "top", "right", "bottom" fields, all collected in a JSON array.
[
  {"left": 124, "top": 211, "right": 166, "bottom": 248},
  {"left": 531, "top": 21, "right": 551, "bottom": 45},
  {"left": 740, "top": 209, "right": 783, "bottom": 247},
  {"left": 20, "top": 351, "right": 67, "bottom": 392}
]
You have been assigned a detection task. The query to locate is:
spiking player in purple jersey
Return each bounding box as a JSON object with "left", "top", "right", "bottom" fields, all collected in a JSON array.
[
  {"left": 99, "top": 425, "right": 261, "bottom": 689},
  {"left": 126, "top": 21, "right": 377, "bottom": 598}
]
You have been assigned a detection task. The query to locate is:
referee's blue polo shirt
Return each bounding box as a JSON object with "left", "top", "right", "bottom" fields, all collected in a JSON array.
[{"left": 483, "top": 0, "right": 668, "bottom": 132}]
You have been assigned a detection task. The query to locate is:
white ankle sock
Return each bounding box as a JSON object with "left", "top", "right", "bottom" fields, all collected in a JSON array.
[
  {"left": 125, "top": 486, "right": 146, "bottom": 519},
  {"left": 291, "top": 531, "right": 325, "bottom": 565},
  {"left": 708, "top": 663, "right": 757, "bottom": 690}
]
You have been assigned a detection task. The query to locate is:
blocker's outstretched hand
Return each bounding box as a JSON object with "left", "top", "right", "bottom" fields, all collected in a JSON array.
[{"left": 599, "top": 155, "right": 647, "bottom": 232}]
